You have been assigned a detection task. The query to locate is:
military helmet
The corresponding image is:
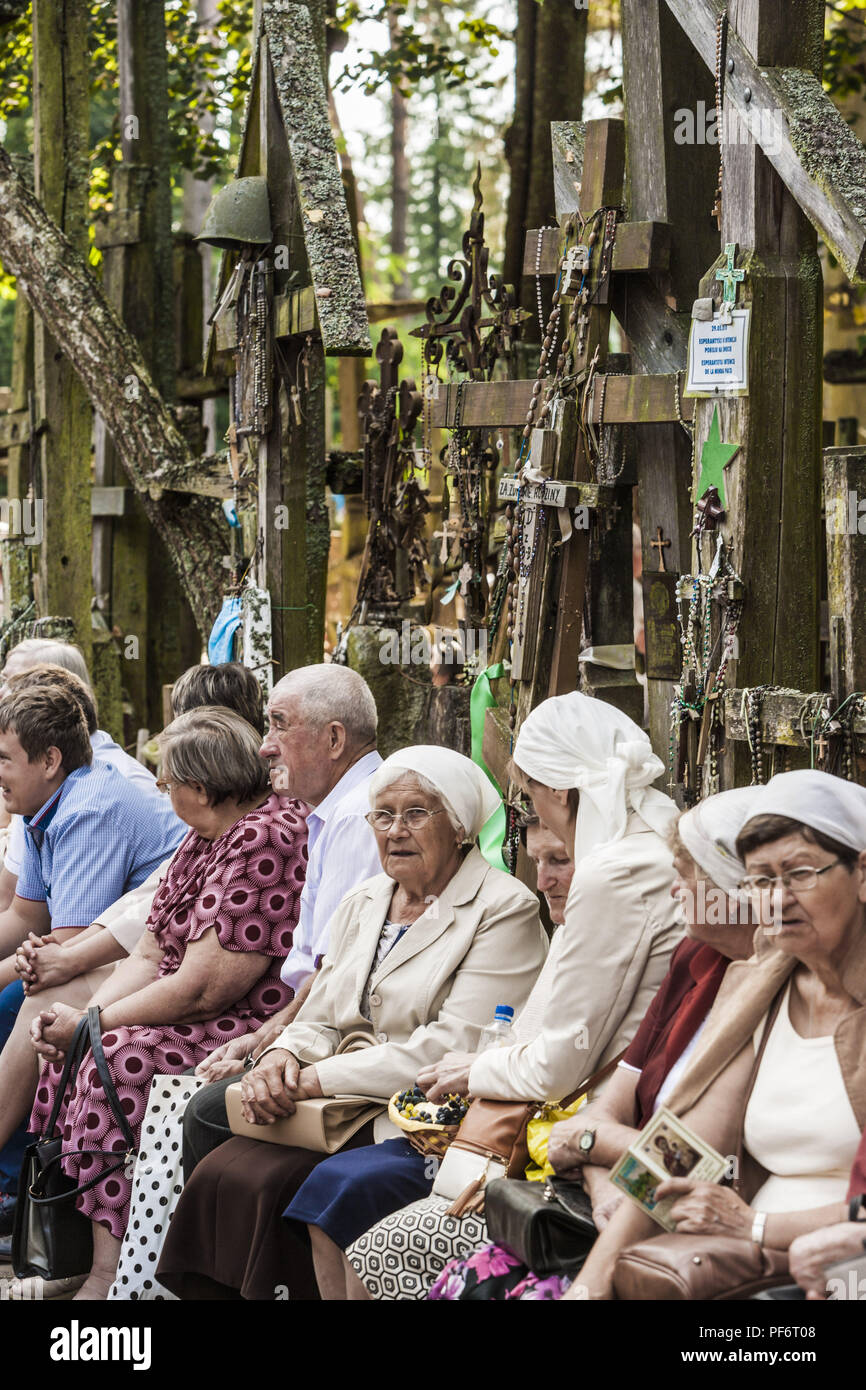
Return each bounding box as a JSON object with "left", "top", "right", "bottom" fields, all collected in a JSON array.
[{"left": 195, "top": 176, "right": 272, "bottom": 249}]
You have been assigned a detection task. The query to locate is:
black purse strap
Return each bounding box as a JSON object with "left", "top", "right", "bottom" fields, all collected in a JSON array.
[
  {"left": 29, "top": 1148, "right": 132, "bottom": 1205},
  {"left": 86, "top": 1006, "right": 135, "bottom": 1151},
  {"left": 44, "top": 1013, "right": 91, "bottom": 1138},
  {"left": 30, "top": 1005, "right": 137, "bottom": 1207}
]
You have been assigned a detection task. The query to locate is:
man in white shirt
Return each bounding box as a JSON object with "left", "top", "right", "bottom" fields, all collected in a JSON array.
[{"left": 182, "top": 663, "right": 382, "bottom": 1173}]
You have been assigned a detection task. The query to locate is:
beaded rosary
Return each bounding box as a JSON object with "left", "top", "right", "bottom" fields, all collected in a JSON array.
[{"left": 670, "top": 539, "right": 744, "bottom": 798}]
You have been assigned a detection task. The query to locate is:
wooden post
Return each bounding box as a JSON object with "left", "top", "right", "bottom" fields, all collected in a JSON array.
[
  {"left": 550, "top": 120, "right": 642, "bottom": 723},
  {"left": 3, "top": 291, "right": 34, "bottom": 615},
  {"left": 824, "top": 445, "right": 866, "bottom": 693},
  {"left": 257, "top": 38, "right": 329, "bottom": 673},
  {"left": 95, "top": 0, "right": 198, "bottom": 728},
  {"left": 31, "top": 0, "right": 92, "bottom": 662},
  {"left": 620, "top": 0, "right": 719, "bottom": 763},
  {"left": 700, "top": 0, "right": 823, "bottom": 786}
]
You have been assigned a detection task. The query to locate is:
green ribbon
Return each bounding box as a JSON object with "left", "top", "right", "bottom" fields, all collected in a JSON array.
[{"left": 470, "top": 661, "right": 508, "bottom": 871}]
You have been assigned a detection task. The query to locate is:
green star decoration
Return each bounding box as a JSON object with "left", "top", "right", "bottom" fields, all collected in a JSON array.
[{"left": 696, "top": 407, "right": 740, "bottom": 508}]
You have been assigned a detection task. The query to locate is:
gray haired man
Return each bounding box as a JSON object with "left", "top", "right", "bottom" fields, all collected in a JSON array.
[{"left": 184, "top": 663, "right": 382, "bottom": 1173}]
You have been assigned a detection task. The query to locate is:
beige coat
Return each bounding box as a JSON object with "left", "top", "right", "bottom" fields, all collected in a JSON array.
[
  {"left": 469, "top": 814, "right": 682, "bottom": 1104},
  {"left": 665, "top": 922, "right": 866, "bottom": 1166},
  {"left": 267, "top": 847, "right": 548, "bottom": 1134}
]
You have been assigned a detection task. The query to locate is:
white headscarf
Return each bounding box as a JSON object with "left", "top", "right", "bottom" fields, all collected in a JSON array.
[
  {"left": 678, "top": 787, "right": 762, "bottom": 892},
  {"left": 740, "top": 769, "right": 866, "bottom": 854},
  {"left": 369, "top": 745, "right": 501, "bottom": 840},
  {"left": 513, "top": 692, "right": 676, "bottom": 866}
]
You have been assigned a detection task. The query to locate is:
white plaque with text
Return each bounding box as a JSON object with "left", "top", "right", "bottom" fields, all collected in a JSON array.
[{"left": 685, "top": 308, "right": 750, "bottom": 396}]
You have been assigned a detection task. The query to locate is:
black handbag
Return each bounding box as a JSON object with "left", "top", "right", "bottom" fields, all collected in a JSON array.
[
  {"left": 485, "top": 1175, "right": 597, "bottom": 1278},
  {"left": 12, "top": 1005, "right": 137, "bottom": 1281}
]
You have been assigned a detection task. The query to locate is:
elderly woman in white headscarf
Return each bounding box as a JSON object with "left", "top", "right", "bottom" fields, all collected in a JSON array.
[
  {"left": 567, "top": 768, "right": 866, "bottom": 1301},
  {"left": 421, "top": 692, "right": 683, "bottom": 1108},
  {"left": 337, "top": 694, "right": 684, "bottom": 1301},
  {"left": 157, "top": 746, "right": 548, "bottom": 1301}
]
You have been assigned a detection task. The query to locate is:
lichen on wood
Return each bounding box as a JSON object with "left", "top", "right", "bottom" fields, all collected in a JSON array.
[
  {"left": 263, "top": 1, "right": 371, "bottom": 356},
  {"left": 0, "top": 145, "right": 226, "bottom": 639},
  {"left": 759, "top": 66, "right": 866, "bottom": 282}
]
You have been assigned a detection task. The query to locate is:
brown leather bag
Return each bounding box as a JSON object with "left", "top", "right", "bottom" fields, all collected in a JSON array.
[
  {"left": 613, "top": 1233, "right": 790, "bottom": 1300},
  {"left": 436, "top": 1050, "right": 625, "bottom": 1217}
]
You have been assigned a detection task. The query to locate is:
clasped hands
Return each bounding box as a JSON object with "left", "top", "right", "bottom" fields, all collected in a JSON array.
[
  {"left": 238, "top": 1048, "right": 323, "bottom": 1125},
  {"left": 30, "top": 1000, "right": 85, "bottom": 1061},
  {"left": 14, "top": 933, "right": 73, "bottom": 996}
]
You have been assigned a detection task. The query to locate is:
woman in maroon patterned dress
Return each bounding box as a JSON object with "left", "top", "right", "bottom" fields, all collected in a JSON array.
[{"left": 29, "top": 706, "right": 307, "bottom": 1298}]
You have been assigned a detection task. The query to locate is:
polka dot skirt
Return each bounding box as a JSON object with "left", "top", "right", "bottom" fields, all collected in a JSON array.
[{"left": 108, "top": 1075, "right": 204, "bottom": 1300}]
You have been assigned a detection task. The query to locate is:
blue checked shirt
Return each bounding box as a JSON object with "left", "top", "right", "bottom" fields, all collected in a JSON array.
[{"left": 16, "top": 761, "right": 186, "bottom": 929}]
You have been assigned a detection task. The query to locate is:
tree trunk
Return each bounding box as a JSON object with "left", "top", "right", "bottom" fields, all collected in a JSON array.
[
  {"left": 388, "top": 7, "right": 410, "bottom": 300},
  {"left": 504, "top": 0, "right": 587, "bottom": 339},
  {"left": 0, "top": 144, "right": 226, "bottom": 640}
]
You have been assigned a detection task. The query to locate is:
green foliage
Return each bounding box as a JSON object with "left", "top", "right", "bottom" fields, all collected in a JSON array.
[
  {"left": 331, "top": 0, "right": 506, "bottom": 94},
  {"left": 824, "top": 2, "right": 866, "bottom": 99}
]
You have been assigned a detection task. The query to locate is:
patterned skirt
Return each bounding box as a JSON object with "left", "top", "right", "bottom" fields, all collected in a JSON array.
[
  {"left": 346, "top": 1194, "right": 488, "bottom": 1301},
  {"left": 429, "top": 1243, "right": 572, "bottom": 1300}
]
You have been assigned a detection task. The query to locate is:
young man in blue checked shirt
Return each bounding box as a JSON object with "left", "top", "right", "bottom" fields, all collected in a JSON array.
[{"left": 0, "top": 681, "right": 185, "bottom": 1238}]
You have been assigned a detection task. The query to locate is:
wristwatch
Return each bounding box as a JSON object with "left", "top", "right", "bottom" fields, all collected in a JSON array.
[{"left": 577, "top": 1127, "right": 596, "bottom": 1157}]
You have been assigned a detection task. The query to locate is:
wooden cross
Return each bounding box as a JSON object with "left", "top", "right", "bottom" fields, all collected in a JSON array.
[
  {"left": 203, "top": 1, "right": 370, "bottom": 674},
  {"left": 650, "top": 526, "right": 671, "bottom": 573}
]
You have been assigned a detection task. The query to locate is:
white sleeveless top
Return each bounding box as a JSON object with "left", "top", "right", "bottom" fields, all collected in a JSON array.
[{"left": 744, "top": 982, "right": 861, "bottom": 1213}]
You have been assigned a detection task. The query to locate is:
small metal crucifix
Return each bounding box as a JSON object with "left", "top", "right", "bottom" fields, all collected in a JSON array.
[{"left": 716, "top": 243, "right": 745, "bottom": 323}]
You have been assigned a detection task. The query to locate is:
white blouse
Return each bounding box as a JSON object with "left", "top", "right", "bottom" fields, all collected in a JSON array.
[{"left": 744, "top": 982, "right": 861, "bottom": 1213}]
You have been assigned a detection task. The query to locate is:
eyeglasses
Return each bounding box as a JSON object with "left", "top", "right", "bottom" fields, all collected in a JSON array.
[
  {"left": 156, "top": 779, "right": 178, "bottom": 795},
  {"left": 365, "top": 808, "right": 446, "bottom": 833},
  {"left": 740, "top": 860, "right": 842, "bottom": 895}
]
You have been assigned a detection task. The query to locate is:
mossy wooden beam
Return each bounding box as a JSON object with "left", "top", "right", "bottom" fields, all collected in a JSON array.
[
  {"left": 724, "top": 688, "right": 866, "bottom": 746},
  {"left": 664, "top": 0, "right": 866, "bottom": 282},
  {"left": 550, "top": 122, "right": 586, "bottom": 223},
  {"left": 263, "top": 1, "right": 371, "bottom": 355}
]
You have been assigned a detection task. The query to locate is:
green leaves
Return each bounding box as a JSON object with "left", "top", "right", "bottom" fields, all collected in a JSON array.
[{"left": 331, "top": 0, "right": 506, "bottom": 95}]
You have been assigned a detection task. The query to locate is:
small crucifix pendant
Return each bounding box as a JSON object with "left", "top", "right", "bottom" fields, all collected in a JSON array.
[{"left": 716, "top": 243, "right": 744, "bottom": 323}]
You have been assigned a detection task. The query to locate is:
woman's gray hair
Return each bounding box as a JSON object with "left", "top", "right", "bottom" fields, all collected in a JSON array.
[
  {"left": 3, "top": 639, "right": 90, "bottom": 686},
  {"left": 372, "top": 766, "right": 464, "bottom": 834},
  {"left": 279, "top": 663, "right": 377, "bottom": 748},
  {"left": 158, "top": 706, "right": 270, "bottom": 806}
]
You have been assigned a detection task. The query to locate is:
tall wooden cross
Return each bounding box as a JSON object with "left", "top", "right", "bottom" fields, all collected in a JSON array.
[{"left": 205, "top": 0, "right": 370, "bottom": 676}]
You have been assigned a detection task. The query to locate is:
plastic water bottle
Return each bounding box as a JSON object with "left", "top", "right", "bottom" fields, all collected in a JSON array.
[{"left": 477, "top": 1004, "right": 515, "bottom": 1052}]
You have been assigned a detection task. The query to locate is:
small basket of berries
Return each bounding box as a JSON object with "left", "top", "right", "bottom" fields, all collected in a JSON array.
[{"left": 388, "top": 1086, "right": 469, "bottom": 1160}]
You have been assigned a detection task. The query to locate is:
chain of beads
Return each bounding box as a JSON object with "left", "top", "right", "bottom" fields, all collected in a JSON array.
[
  {"left": 535, "top": 225, "right": 557, "bottom": 351},
  {"left": 421, "top": 361, "right": 437, "bottom": 479},
  {"left": 745, "top": 684, "right": 771, "bottom": 785},
  {"left": 712, "top": 7, "right": 728, "bottom": 228}
]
